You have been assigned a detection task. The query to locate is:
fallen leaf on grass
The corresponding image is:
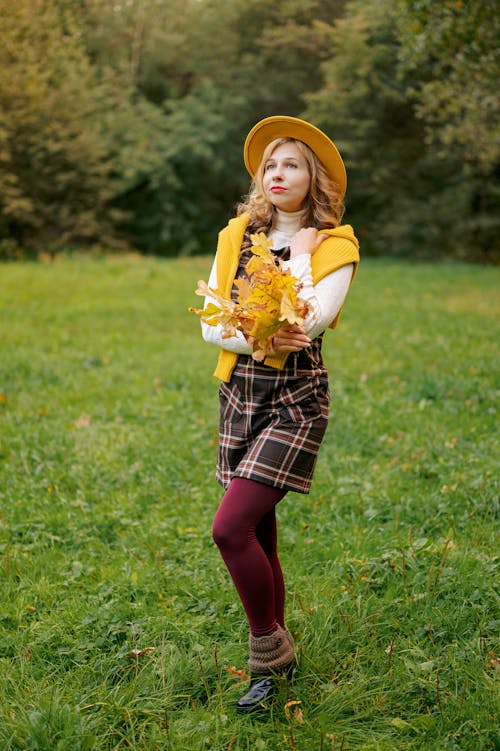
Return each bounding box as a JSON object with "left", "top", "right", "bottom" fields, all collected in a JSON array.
[
  {"left": 285, "top": 700, "right": 304, "bottom": 724},
  {"left": 224, "top": 665, "right": 250, "bottom": 681},
  {"left": 485, "top": 654, "right": 500, "bottom": 671},
  {"left": 127, "top": 647, "right": 155, "bottom": 659},
  {"left": 440, "top": 483, "right": 458, "bottom": 494},
  {"left": 418, "top": 660, "right": 435, "bottom": 672}
]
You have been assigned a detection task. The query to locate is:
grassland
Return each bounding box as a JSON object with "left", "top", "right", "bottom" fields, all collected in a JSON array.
[{"left": 0, "top": 255, "right": 498, "bottom": 750}]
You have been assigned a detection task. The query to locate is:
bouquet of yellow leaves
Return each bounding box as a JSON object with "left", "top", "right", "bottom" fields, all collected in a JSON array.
[{"left": 189, "top": 233, "right": 310, "bottom": 361}]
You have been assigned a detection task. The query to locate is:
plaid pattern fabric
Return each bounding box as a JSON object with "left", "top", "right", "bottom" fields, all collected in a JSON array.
[
  {"left": 215, "top": 242, "right": 331, "bottom": 494},
  {"left": 216, "top": 345, "right": 330, "bottom": 494}
]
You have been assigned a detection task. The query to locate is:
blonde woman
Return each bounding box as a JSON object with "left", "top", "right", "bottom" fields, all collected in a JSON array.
[{"left": 200, "top": 116, "right": 360, "bottom": 713}]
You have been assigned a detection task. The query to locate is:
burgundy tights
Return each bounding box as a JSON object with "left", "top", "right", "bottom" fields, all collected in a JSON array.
[{"left": 212, "top": 477, "right": 287, "bottom": 636}]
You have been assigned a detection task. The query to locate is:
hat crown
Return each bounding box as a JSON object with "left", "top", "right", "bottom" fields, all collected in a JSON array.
[{"left": 244, "top": 116, "right": 346, "bottom": 197}]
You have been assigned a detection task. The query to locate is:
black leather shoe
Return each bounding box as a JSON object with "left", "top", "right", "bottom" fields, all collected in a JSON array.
[{"left": 236, "top": 676, "right": 274, "bottom": 714}]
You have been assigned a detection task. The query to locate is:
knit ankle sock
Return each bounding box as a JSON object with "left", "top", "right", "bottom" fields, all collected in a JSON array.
[{"left": 248, "top": 624, "right": 295, "bottom": 675}]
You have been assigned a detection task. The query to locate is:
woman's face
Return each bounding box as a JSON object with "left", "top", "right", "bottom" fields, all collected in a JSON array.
[{"left": 262, "top": 141, "right": 311, "bottom": 212}]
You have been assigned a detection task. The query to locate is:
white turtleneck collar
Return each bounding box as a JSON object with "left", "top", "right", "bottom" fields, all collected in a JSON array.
[{"left": 269, "top": 208, "right": 304, "bottom": 249}]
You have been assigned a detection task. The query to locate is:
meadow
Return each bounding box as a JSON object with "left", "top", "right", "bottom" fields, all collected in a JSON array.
[{"left": 0, "top": 255, "right": 498, "bottom": 750}]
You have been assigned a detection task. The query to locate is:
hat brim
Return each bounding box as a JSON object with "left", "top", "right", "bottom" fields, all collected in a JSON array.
[{"left": 244, "top": 116, "right": 347, "bottom": 198}]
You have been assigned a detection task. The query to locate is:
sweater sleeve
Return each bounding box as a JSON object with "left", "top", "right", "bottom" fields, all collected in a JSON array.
[
  {"left": 282, "top": 256, "right": 354, "bottom": 340},
  {"left": 200, "top": 256, "right": 253, "bottom": 354}
]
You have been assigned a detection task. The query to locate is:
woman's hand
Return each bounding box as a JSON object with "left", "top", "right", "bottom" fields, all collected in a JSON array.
[
  {"left": 271, "top": 324, "right": 311, "bottom": 353},
  {"left": 289, "top": 227, "right": 327, "bottom": 259}
]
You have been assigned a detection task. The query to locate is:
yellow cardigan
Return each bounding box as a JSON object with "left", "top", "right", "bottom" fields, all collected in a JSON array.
[{"left": 212, "top": 212, "right": 360, "bottom": 381}]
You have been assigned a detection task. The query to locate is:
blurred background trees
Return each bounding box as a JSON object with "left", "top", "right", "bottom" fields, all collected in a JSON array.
[{"left": 0, "top": 0, "right": 498, "bottom": 260}]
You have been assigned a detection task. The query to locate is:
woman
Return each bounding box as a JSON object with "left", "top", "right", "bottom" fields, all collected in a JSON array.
[{"left": 200, "top": 116, "right": 360, "bottom": 713}]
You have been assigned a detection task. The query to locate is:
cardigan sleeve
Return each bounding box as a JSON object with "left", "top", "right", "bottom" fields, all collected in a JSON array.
[
  {"left": 283, "top": 256, "right": 354, "bottom": 340},
  {"left": 200, "top": 256, "right": 253, "bottom": 354}
]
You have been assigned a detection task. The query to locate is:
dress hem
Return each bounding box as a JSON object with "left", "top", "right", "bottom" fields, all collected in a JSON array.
[{"left": 216, "top": 471, "right": 312, "bottom": 495}]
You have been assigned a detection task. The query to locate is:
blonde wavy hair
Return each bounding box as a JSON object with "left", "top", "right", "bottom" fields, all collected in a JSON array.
[{"left": 237, "top": 137, "right": 345, "bottom": 248}]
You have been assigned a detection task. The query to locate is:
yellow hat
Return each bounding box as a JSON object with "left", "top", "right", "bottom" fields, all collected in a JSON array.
[{"left": 244, "top": 115, "right": 347, "bottom": 197}]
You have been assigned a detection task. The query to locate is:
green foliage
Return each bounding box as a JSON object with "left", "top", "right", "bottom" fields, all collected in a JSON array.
[
  {"left": 94, "top": 0, "right": 347, "bottom": 255},
  {"left": 397, "top": 0, "right": 499, "bottom": 168},
  {"left": 0, "top": 0, "right": 498, "bottom": 260},
  {"left": 0, "top": 256, "right": 498, "bottom": 749},
  {"left": 305, "top": 0, "right": 499, "bottom": 262},
  {"left": 115, "top": 80, "right": 241, "bottom": 256},
  {"left": 396, "top": 0, "right": 500, "bottom": 261},
  {"left": 0, "top": 0, "right": 120, "bottom": 254}
]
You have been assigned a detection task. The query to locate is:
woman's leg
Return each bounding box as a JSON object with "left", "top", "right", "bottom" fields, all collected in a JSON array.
[
  {"left": 212, "top": 477, "right": 286, "bottom": 636},
  {"left": 256, "top": 509, "right": 285, "bottom": 629}
]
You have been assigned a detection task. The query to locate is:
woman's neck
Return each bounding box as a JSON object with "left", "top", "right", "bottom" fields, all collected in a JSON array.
[
  {"left": 269, "top": 208, "right": 304, "bottom": 248},
  {"left": 273, "top": 207, "right": 303, "bottom": 232}
]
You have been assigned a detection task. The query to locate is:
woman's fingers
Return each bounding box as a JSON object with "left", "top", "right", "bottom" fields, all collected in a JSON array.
[
  {"left": 289, "top": 227, "right": 328, "bottom": 258},
  {"left": 272, "top": 326, "right": 311, "bottom": 352},
  {"left": 283, "top": 323, "right": 305, "bottom": 334}
]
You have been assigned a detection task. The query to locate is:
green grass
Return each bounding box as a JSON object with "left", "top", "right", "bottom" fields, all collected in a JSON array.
[{"left": 0, "top": 255, "right": 498, "bottom": 750}]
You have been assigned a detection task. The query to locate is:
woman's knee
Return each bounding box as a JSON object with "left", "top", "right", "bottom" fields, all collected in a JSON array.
[
  {"left": 211, "top": 513, "right": 226, "bottom": 549},
  {"left": 212, "top": 510, "right": 245, "bottom": 552}
]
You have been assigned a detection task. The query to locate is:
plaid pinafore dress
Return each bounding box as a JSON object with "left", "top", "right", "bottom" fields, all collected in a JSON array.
[{"left": 216, "top": 244, "right": 330, "bottom": 494}]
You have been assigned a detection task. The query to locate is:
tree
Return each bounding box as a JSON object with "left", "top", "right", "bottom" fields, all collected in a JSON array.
[
  {"left": 397, "top": 0, "right": 499, "bottom": 169},
  {"left": 77, "top": 0, "right": 349, "bottom": 255},
  {"left": 304, "top": 0, "right": 499, "bottom": 261},
  {"left": 0, "top": 0, "right": 123, "bottom": 255},
  {"left": 2, "top": 0, "right": 496, "bottom": 260},
  {"left": 396, "top": 0, "right": 500, "bottom": 261}
]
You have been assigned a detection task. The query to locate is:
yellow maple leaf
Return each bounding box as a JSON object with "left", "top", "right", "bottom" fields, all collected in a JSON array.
[
  {"left": 250, "top": 311, "right": 281, "bottom": 343},
  {"left": 188, "top": 302, "right": 223, "bottom": 325},
  {"left": 280, "top": 290, "right": 308, "bottom": 326},
  {"left": 194, "top": 279, "right": 212, "bottom": 297},
  {"left": 249, "top": 232, "right": 276, "bottom": 259},
  {"left": 189, "top": 235, "right": 310, "bottom": 360},
  {"left": 234, "top": 276, "right": 252, "bottom": 301},
  {"left": 285, "top": 700, "right": 304, "bottom": 724},
  {"left": 245, "top": 257, "right": 273, "bottom": 283}
]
